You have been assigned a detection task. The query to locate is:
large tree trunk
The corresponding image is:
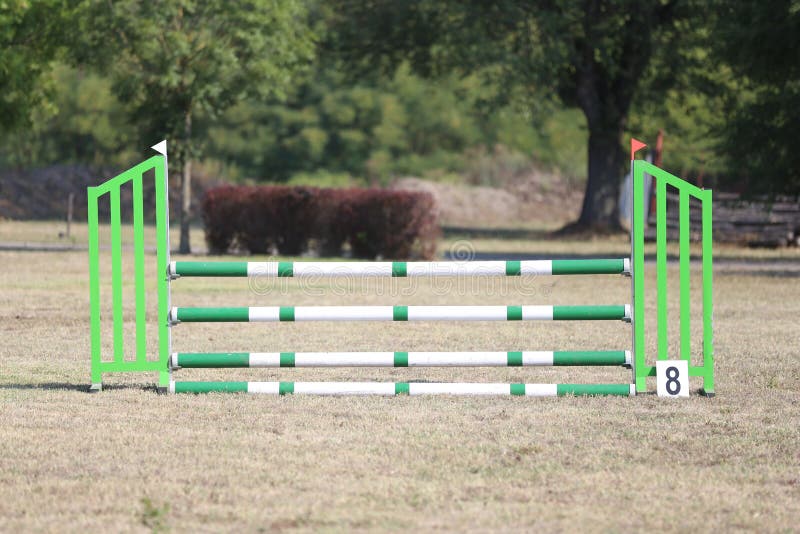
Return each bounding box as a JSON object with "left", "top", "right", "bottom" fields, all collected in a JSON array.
[
  {"left": 575, "top": 125, "right": 626, "bottom": 231},
  {"left": 179, "top": 111, "right": 192, "bottom": 254}
]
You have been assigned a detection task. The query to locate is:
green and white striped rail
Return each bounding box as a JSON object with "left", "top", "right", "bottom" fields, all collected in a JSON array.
[
  {"left": 170, "top": 305, "right": 631, "bottom": 323},
  {"left": 169, "top": 259, "right": 630, "bottom": 278},
  {"left": 170, "top": 350, "right": 632, "bottom": 369},
  {"left": 170, "top": 381, "right": 636, "bottom": 396}
]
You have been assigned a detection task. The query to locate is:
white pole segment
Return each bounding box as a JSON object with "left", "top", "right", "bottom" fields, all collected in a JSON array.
[
  {"left": 406, "top": 306, "right": 508, "bottom": 321},
  {"left": 249, "top": 308, "right": 281, "bottom": 321},
  {"left": 294, "top": 306, "right": 395, "bottom": 321},
  {"left": 407, "top": 351, "right": 508, "bottom": 366},
  {"left": 295, "top": 262, "right": 394, "bottom": 277},
  {"left": 247, "top": 382, "right": 281, "bottom": 394},
  {"left": 247, "top": 262, "right": 280, "bottom": 276},
  {"left": 519, "top": 260, "right": 554, "bottom": 275},
  {"left": 524, "top": 384, "right": 559, "bottom": 396},
  {"left": 406, "top": 261, "right": 507, "bottom": 276},
  {"left": 248, "top": 353, "right": 282, "bottom": 366},
  {"left": 293, "top": 382, "right": 396, "bottom": 395},
  {"left": 408, "top": 383, "right": 512, "bottom": 395},
  {"left": 521, "top": 306, "right": 555, "bottom": 320},
  {"left": 295, "top": 352, "right": 395, "bottom": 366},
  {"left": 521, "top": 351, "right": 556, "bottom": 365}
]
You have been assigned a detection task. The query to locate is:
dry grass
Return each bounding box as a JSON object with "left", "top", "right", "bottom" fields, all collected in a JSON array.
[{"left": 1, "top": 222, "right": 799, "bottom": 532}]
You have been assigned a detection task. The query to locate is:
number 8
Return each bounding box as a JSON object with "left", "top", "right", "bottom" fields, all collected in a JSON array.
[{"left": 666, "top": 366, "right": 681, "bottom": 395}]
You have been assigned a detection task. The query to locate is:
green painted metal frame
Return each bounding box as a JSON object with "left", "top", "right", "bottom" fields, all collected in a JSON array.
[
  {"left": 631, "top": 160, "right": 714, "bottom": 395},
  {"left": 88, "top": 151, "right": 171, "bottom": 391}
]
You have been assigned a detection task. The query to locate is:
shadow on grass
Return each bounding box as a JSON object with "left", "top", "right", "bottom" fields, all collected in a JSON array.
[{"left": 0, "top": 382, "right": 157, "bottom": 393}]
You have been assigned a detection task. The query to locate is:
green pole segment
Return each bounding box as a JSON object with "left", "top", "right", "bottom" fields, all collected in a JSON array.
[
  {"left": 176, "top": 353, "right": 251, "bottom": 367},
  {"left": 505, "top": 261, "right": 521, "bottom": 275},
  {"left": 174, "top": 381, "right": 248, "bottom": 393},
  {"left": 556, "top": 384, "right": 631, "bottom": 396},
  {"left": 392, "top": 262, "right": 407, "bottom": 277},
  {"left": 172, "top": 262, "right": 248, "bottom": 277},
  {"left": 394, "top": 352, "right": 409, "bottom": 367},
  {"left": 175, "top": 307, "right": 250, "bottom": 322},
  {"left": 552, "top": 305, "right": 628, "bottom": 320},
  {"left": 552, "top": 351, "right": 628, "bottom": 365},
  {"left": 393, "top": 306, "right": 408, "bottom": 321},
  {"left": 278, "top": 262, "right": 293, "bottom": 277},
  {"left": 551, "top": 259, "right": 625, "bottom": 275}
]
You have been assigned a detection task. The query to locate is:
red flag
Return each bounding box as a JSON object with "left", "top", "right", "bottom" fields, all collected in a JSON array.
[{"left": 630, "top": 138, "right": 647, "bottom": 160}]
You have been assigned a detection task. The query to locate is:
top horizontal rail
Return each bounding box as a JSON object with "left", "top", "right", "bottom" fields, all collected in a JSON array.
[
  {"left": 88, "top": 155, "right": 164, "bottom": 196},
  {"left": 637, "top": 160, "right": 707, "bottom": 199},
  {"left": 170, "top": 259, "right": 630, "bottom": 278}
]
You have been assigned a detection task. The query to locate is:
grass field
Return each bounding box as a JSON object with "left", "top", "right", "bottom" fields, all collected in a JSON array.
[{"left": 1, "top": 221, "right": 799, "bottom": 532}]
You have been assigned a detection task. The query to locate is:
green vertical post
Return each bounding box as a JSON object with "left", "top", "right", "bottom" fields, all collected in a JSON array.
[
  {"left": 110, "top": 186, "right": 124, "bottom": 362},
  {"left": 632, "top": 160, "right": 647, "bottom": 393},
  {"left": 656, "top": 179, "right": 668, "bottom": 360},
  {"left": 88, "top": 188, "right": 102, "bottom": 390},
  {"left": 679, "top": 189, "right": 691, "bottom": 361},
  {"left": 701, "top": 189, "right": 715, "bottom": 395},
  {"left": 154, "top": 152, "right": 171, "bottom": 390},
  {"left": 133, "top": 174, "right": 147, "bottom": 363}
]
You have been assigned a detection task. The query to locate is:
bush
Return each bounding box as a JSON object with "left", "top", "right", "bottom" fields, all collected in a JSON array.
[{"left": 202, "top": 185, "right": 438, "bottom": 259}]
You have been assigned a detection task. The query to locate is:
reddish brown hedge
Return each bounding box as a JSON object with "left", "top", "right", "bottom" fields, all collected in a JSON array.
[{"left": 202, "top": 185, "right": 439, "bottom": 259}]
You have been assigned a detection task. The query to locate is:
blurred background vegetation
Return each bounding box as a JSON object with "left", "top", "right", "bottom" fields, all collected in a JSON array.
[{"left": 1, "top": 0, "right": 798, "bottom": 248}]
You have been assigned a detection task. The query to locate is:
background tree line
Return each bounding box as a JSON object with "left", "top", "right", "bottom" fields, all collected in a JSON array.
[{"left": 1, "top": 0, "right": 798, "bottom": 249}]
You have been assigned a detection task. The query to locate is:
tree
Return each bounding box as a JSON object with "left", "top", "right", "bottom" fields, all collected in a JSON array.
[
  {"left": 0, "top": 1, "right": 64, "bottom": 137},
  {"left": 73, "top": 0, "right": 314, "bottom": 252},
  {"left": 326, "top": 0, "right": 697, "bottom": 231},
  {"left": 713, "top": 0, "right": 800, "bottom": 196}
]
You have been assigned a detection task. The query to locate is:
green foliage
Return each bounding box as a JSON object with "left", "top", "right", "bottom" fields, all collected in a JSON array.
[
  {"left": 712, "top": 0, "right": 800, "bottom": 195},
  {"left": 2, "top": 0, "right": 796, "bottom": 200},
  {"left": 0, "top": 0, "right": 67, "bottom": 134},
  {"left": 70, "top": 0, "right": 315, "bottom": 165},
  {"left": 204, "top": 63, "right": 587, "bottom": 185},
  {"left": 325, "top": 0, "right": 708, "bottom": 228},
  {"left": 1, "top": 63, "right": 136, "bottom": 168}
]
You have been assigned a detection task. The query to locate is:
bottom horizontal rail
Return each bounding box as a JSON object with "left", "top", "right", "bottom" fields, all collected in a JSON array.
[{"left": 170, "top": 381, "right": 635, "bottom": 396}]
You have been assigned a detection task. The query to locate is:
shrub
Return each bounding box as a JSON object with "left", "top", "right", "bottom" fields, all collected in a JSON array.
[{"left": 202, "top": 185, "right": 438, "bottom": 259}]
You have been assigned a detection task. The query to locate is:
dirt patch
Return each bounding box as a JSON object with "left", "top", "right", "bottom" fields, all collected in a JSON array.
[{"left": 393, "top": 169, "right": 583, "bottom": 229}]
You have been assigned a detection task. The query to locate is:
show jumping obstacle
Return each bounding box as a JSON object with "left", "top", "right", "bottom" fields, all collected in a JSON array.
[{"left": 87, "top": 140, "right": 715, "bottom": 396}]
